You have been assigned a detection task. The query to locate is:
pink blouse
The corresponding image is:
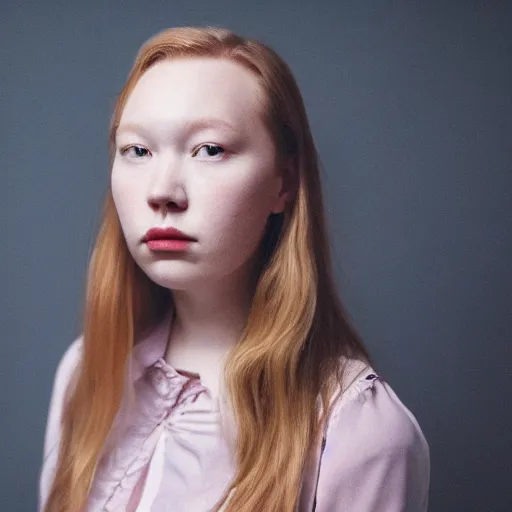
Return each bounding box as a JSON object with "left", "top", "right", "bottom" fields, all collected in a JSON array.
[{"left": 39, "top": 312, "right": 430, "bottom": 511}]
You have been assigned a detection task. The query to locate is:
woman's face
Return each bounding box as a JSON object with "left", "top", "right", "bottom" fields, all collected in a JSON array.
[{"left": 111, "top": 57, "right": 289, "bottom": 290}]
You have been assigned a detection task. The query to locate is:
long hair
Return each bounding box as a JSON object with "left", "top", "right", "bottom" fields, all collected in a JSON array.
[{"left": 44, "top": 26, "right": 374, "bottom": 512}]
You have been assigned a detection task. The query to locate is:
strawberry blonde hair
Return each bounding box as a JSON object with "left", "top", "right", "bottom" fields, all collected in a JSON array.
[{"left": 44, "top": 26, "right": 374, "bottom": 512}]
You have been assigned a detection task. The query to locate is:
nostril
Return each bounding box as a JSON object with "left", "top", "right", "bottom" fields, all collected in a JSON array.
[{"left": 166, "top": 201, "right": 186, "bottom": 211}]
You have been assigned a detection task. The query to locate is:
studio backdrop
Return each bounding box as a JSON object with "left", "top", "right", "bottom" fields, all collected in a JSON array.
[{"left": 2, "top": 1, "right": 510, "bottom": 511}]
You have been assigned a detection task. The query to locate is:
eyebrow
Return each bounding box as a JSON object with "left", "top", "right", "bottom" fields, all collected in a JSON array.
[{"left": 116, "top": 117, "right": 238, "bottom": 138}]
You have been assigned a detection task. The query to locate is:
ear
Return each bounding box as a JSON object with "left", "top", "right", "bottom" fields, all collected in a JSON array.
[{"left": 271, "top": 156, "right": 298, "bottom": 214}]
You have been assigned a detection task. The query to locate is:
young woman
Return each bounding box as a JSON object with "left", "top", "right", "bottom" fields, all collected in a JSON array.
[{"left": 39, "top": 26, "right": 430, "bottom": 512}]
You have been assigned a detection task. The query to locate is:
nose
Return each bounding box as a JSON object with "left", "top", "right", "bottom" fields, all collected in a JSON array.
[
  {"left": 147, "top": 159, "right": 188, "bottom": 212},
  {"left": 148, "top": 191, "right": 188, "bottom": 213}
]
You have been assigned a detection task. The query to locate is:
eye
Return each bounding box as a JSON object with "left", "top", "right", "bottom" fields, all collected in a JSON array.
[
  {"left": 193, "top": 144, "right": 225, "bottom": 159},
  {"left": 119, "top": 145, "right": 151, "bottom": 158}
]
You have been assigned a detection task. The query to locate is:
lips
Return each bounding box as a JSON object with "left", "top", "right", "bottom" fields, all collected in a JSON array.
[{"left": 142, "top": 227, "right": 195, "bottom": 242}]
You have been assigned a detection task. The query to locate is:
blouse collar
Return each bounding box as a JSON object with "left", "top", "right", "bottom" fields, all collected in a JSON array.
[{"left": 130, "top": 305, "right": 175, "bottom": 383}]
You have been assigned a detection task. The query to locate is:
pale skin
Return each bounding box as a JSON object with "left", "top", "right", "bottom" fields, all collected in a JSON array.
[{"left": 111, "top": 57, "right": 294, "bottom": 395}]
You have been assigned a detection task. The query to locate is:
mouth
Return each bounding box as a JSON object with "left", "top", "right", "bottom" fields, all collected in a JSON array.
[
  {"left": 144, "top": 238, "right": 193, "bottom": 251},
  {"left": 142, "top": 226, "right": 196, "bottom": 243}
]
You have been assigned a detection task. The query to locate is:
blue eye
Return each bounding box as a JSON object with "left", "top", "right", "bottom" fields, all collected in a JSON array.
[
  {"left": 194, "top": 144, "right": 225, "bottom": 158},
  {"left": 120, "top": 145, "right": 150, "bottom": 158}
]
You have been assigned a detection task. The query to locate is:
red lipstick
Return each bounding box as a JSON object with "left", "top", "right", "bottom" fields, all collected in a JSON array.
[{"left": 142, "top": 227, "right": 195, "bottom": 251}]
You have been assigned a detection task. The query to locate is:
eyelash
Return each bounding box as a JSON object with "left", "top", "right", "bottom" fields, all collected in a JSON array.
[{"left": 119, "top": 144, "right": 226, "bottom": 160}]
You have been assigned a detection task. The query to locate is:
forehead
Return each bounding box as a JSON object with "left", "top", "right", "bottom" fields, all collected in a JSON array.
[{"left": 120, "top": 57, "right": 265, "bottom": 131}]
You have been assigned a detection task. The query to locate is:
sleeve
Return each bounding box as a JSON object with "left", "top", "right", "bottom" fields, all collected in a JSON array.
[
  {"left": 314, "top": 376, "right": 430, "bottom": 512},
  {"left": 38, "top": 338, "right": 83, "bottom": 512}
]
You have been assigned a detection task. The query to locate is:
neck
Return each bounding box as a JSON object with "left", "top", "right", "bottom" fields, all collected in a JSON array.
[{"left": 163, "top": 258, "right": 258, "bottom": 376}]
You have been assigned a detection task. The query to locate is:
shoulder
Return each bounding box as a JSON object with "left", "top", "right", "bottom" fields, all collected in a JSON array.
[
  {"left": 326, "top": 359, "right": 430, "bottom": 467},
  {"left": 48, "top": 338, "right": 83, "bottom": 412},
  {"left": 314, "top": 359, "right": 430, "bottom": 511},
  {"left": 54, "top": 337, "right": 83, "bottom": 387},
  {"left": 328, "top": 360, "right": 429, "bottom": 454}
]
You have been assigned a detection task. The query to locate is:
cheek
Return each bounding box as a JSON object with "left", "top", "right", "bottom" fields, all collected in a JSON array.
[
  {"left": 111, "top": 171, "right": 142, "bottom": 236},
  {"left": 200, "top": 175, "right": 277, "bottom": 247}
]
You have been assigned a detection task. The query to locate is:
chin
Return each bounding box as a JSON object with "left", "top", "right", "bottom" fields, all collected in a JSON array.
[
  {"left": 134, "top": 258, "right": 206, "bottom": 290},
  {"left": 139, "top": 269, "right": 194, "bottom": 290}
]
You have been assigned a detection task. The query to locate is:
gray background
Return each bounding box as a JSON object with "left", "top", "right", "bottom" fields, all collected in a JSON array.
[{"left": 2, "top": 1, "right": 511, "bottom": 510}]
